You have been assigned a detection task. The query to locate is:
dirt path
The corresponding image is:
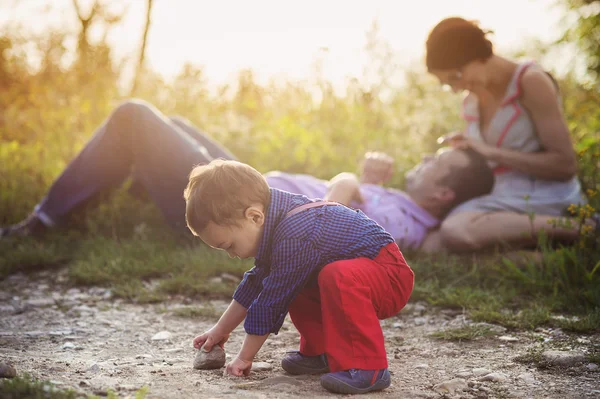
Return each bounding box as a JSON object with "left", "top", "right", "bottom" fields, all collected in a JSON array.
[{"left": 1, "top": 270, "right": 599, "bottom": 399}]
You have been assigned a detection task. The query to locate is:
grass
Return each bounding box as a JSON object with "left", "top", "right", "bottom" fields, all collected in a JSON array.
[
  {"left": 429, "top": 324, "right": 498, "bottom": 342},
  {"left": 0, "top": 374, "right": 149, "bottom": 399},
  {"left": 172, "top": 304, "right": 221, "bottom": 320}
]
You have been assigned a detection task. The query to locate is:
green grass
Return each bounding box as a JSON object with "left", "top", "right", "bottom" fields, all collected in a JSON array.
[
  {"left": 172, "top": 304, "right": 221, "bottom": 320},
  {"left": 0, "top": 374, "right": 149, "bottom": 399},
  {"left": 429, "top": 324, "right": 498, "bottom": 342}
]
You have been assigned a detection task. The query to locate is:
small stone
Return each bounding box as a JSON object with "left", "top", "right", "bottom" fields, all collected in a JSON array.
[
  {"left": 79, "top": 381, "right": 90, "bottom": 387},
  {"left": 414, "top": 363, "right": 429, "bottom": 369},
  {"left": 25, "top": 298, "right": 55, "bottom": 307},
  {"left": 586, "top": 363, "right": 599, "bottom": 371},
  {"left": 413, "top": 317, "right": 427, "bottom": 326},
  {"left": 136, "top": 354, "right": 153, "bottom": 359},
  {"left": 0, "top": 362, "right": 16, "bottom": 378},
  {"left": 478, "top": 372, "right": 508, "bottom": 382},
  {"left": 541, "top": 350, "right": 586, "bottom": 367},
  {"left": 472, "top": 368, "right": 492, "bottom": 377},
  {"left": 258, "top": 376, "right": 301, "bottom": 386},
  {"left": 87, "top": 363, "right": 101, "bottom": 373},
  {"left": 498, "top": 335, "right": 519, "bottom": 342},
  {"left": 221, "top": 273, "right": 241, "bottom": 284},
  {"left": 433, "top": 378, "right": 468, "bottom": 394},
  {"left": 193, "top": 344, "right": 226, "bottom": 370},
  {"left": 151, "top": 331, "right": 172, "bottom": 341},
  {"left": 208, "top": 277, "right": 223, "bottom": 284},
  {"left": 392, "top": 322, "right": 403, "bottom": 328},
  {"left": 163, "top": 348, "right": 183, "bottom": 353},
  {"left": 62, "top": 342, "right": 76, "bottom": 349},
  {"left": 456, "top": 371, "right": 472, "bottom": 379},
  {"left": 251, "top": 362, "right": 273, "bottom": 371},
  {"left": 517, "top": 372, "right": 536, "bottom": 385}
]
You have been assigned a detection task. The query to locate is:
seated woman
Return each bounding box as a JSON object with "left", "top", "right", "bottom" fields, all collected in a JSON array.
[{"left": 424, "top": 17, "right": 591, "bottom": 252}]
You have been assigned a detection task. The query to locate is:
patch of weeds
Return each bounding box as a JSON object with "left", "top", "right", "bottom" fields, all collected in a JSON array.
[
  {"left": 0, "top": 232, "right": 76, "bottom": 278},
  {"left": 173, "top": 304, "right": 220, "bottom": 320},
  {"left": 471, "top": 306, "right": 551, "bottom": 330},
  {"left": 111, "top": 280, "right": 166, "bottom": 304},
  {"left": 514, "top": 347, "right": 547, "bottom": 369},
  {"left": 554, "top": 308, "right": 600, "bottom": 333},
  {"left": 429, "top": 324, "right": 498, "bottom": 342},
  {"left": 0, "top": 374, "right": 79, "bottom": 399},
  {"left": 0, "top": 374, "right": 150, "bottom": 399}
]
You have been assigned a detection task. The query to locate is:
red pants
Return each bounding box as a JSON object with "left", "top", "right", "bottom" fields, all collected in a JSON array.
[{"left": 288, "top": 242, "right": 414, "bottom": 372}]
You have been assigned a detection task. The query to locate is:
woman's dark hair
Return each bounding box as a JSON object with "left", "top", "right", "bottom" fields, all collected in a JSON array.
[{"left": 426, "top": 17, "right": 494, "bottom": 71}]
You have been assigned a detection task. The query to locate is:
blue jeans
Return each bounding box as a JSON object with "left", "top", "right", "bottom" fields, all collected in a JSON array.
[{"left": 35, "top": 99, "right": 237, "bottom": 233}]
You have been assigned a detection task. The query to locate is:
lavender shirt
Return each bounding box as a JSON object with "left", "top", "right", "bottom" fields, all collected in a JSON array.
[{"left": 264, "top": 172, "right": 439, "bottom": 249}]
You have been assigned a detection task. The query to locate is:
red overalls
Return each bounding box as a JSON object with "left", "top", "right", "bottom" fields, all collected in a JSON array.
[{"left": 286, "top": 201, "right": 415, "bottom": 372}]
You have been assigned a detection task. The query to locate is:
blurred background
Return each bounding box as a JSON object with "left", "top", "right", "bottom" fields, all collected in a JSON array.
[{"left": 0, "top": 0, "right": 598, "bottom": 227}]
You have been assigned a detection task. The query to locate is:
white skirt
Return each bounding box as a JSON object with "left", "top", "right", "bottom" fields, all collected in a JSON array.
[{"left": 450, "top": 171, "right": 587, "bottom": 217}]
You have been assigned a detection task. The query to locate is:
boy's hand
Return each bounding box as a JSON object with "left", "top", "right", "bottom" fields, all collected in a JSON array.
[
  {"left": 193, "top": 326, "right": 230, "bottom": 351},
  {"left": 225, "top": 356, "right": 252, "bottom": 377}
]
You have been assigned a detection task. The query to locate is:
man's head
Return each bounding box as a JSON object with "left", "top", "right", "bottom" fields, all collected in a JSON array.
[
  {"left": 183, "top": 159, "right": 270, "bottom": 259},
  {"left": 405, "top": 148, "right": 493, "bottom": 217}
]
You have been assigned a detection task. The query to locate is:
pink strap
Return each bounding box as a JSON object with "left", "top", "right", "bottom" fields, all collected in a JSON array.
[{"left": 285, "top": 200, "right": 340, "bottom": 218}]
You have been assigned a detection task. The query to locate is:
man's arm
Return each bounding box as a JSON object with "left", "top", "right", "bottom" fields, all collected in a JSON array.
[{"left": 325, "top": 173, "right": 364, "bottom": 206}]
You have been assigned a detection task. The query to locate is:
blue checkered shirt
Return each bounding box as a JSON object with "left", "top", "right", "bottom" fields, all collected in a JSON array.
[{"left": 233, "top": 188, "right": 395, "bottom": 335}]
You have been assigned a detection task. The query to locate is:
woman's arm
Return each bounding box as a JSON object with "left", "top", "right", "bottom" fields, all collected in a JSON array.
[{"left": 452, "top": 69, "right": 578, "bottom": 181}]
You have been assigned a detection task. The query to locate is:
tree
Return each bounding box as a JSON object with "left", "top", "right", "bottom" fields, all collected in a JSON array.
[
  {"left": 130, "top": 0, "right": 154, "bottom": 96},
  {"left": 560, "top": 0, "right": 600, "bottom": 84}
]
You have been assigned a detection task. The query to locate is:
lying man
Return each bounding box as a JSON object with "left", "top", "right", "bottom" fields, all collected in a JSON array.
[{"left": 0, "top": 99, "right": 495, "bottom": 251}]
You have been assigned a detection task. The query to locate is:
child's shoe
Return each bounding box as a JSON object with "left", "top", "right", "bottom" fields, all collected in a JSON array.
[
  {"left": 320, "top": 368, "right": 391, "bottom": 394},
  {"left": 281, "top": 351, "right": 329, "bottom": 375}
]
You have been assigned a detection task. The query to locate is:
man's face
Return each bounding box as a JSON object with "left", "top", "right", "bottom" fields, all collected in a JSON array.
[{"left": 404, "top": 148, "right": 470, "bottom": 203}]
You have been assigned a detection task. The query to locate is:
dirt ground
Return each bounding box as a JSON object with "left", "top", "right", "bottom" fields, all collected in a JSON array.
[{"left": 1, "top": 269, "right": 599, "bottom": 399}]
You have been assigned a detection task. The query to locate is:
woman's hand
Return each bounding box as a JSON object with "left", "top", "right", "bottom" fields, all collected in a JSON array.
[{"left": 438, "top": 133, "right": 495, "bottom": 159}]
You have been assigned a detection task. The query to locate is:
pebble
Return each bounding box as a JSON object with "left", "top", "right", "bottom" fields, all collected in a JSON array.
[
  {"left": 478, "top": 372, "right": 508, "bottom": 382},
  {"left": 433, "top": 378, "right": 468, "bottom": 394},
  {"left": 472, "top": 368, "right": 492, "bottom": 377},
  {"left": 251, "top": 362, "right": 273, "bottom": 371},
  {"left": 151, "top": 331, "right": 172, "bottom": 341},
  {"left": 193, "top": 344, "right": 226, "bottom": 370},
  {"left": 257, "top": 376, "right": 299, "bottom": 386},
  {"left": 517, "top": 372, "right": 536, "bottom": 385},
  {"left": 414, "top": 363, "right": 429, "bottom": 369},
  {"left": 0, "top": 362, "right": 16, "bottom": 378},
  {"left": 413, "top": 317, "right": 427, "bottom": 326},
  {"left": 498, "top": 335, "right": 519, "bottom": 342},
  {"left": 586, "top": 363, "right": 599, "bottom": 371},
  {"left": 87, "top": 364, "right": 101, "bottom": 373},
  {"left": 541, "top": 350, "right": 586, "bottom": 367},
  {"left": 456, "top": 371, "right": 472, "bottom": 379}
]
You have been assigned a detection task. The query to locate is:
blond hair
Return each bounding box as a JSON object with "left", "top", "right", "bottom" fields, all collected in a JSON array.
[{"left": 183, "top": 159, "right": 270, "bottom": 235}]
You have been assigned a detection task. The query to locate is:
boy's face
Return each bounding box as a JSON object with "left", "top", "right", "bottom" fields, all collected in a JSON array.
[{"left": 198, "top": 205, "right": 265, "bottom": 259}]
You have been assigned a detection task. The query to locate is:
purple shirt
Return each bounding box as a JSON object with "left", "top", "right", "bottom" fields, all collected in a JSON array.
[{"left": 264, "top": 172, "right": 439, "bottom": 249}]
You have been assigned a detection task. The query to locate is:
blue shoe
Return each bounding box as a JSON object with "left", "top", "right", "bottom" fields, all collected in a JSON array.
[
  {"left": 281, "top": 351, "right": 329, "bottom": 375},
  {"left": 320, "top": 368, "right": 391, "bottom": 394}
]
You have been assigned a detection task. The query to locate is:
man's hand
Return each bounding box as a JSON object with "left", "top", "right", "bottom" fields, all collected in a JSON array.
[
  {"left": 360, "top": 152, "right": 395, "bottom": 185},
  {"left": 225, "top": 356, "right": 253, "bottom": 377},
  {"left": 193, "top": 326, "right": 230, "bottom": 352}
]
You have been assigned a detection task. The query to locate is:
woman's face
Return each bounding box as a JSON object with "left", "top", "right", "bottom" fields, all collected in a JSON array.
[{"left": 430, "top": 60, "right": 487, "bottom": 93}]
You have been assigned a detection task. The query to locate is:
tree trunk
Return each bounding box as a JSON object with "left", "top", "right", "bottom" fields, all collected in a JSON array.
[{"left": 130, "top": 0, "right": 153, "bottom": 96}]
